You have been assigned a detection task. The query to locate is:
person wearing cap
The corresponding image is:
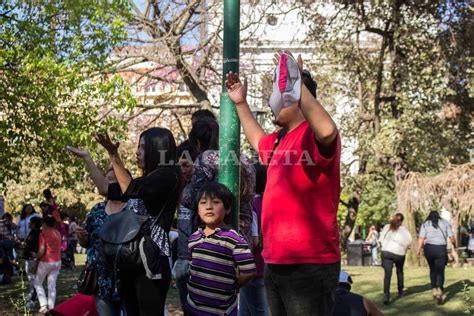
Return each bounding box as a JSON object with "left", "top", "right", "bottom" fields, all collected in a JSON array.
[
  {"left": 334, "top": 271, "right": 384, "bottom": 316},
  {"left": 226, "top": 51, "right": 340, "bottom": 315}
]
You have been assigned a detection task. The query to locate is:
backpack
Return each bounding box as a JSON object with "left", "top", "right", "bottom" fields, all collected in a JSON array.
[{"left": 99, "top": 207, "right": 148, "bottom": 272}]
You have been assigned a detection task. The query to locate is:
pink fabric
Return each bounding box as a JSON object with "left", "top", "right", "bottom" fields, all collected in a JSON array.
[
  {"left": 49, "top": 294, "right": 98, "bottom": 316},
  {"left": 39, "top": 229, "right": 61, "bottom": 262},
  {"left": 278, "top": 54, "right": 288, "bottom": 93}
]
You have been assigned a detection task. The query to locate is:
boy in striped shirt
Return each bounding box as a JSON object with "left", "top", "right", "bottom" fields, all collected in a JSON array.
[{"left": 187, "top": 182, "right": 256, "bottom": 316}]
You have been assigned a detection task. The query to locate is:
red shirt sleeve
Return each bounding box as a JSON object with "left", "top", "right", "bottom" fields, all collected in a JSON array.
[{"left": 304, "top": 128, "right": 341, "bottom": 169}]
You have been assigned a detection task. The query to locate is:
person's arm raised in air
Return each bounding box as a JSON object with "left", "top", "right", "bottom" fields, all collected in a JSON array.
[
  {"left": 225, "top": 72, "right": 266, "bottom": 152},
  {"left": 95, "top": 133, "right": 131, "bottom": 194},
  {"left": 67, "top": 146, "right": 109, "bottom": 196}
]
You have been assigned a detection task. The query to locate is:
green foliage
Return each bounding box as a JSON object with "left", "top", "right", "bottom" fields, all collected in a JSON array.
[
  {"left": 307, "top": 1, "right": 473, "bottom": 226},
  {"left": 0, "top": 0, "right": 136, "bottom": 186},
  {"left": 462, "top": 280, "right": 474, "bottom": 315}
]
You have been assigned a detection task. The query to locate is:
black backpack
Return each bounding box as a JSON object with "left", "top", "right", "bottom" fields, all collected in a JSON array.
[{"left": 99, "top": 207, "right": 149, "bottom": 272}]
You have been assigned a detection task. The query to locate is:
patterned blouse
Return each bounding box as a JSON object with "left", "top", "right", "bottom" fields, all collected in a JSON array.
[
  {"left": 85, "top": 202, "right": 124, "bottom": 300},
  {"left": 181, "top": 150, "right": 256, "bottom": 243}
]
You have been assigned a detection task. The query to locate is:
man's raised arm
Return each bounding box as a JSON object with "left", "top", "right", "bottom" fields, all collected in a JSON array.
[{"left": 225, "top": 72, "right": 266, "bottom": 152}]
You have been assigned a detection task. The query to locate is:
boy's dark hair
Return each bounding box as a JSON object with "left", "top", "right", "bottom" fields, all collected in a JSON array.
[
  {"left": 302, "top": 69, "right": 317, "bottom": 98},
  {"left": 197, "top": 182, "right": 232, "bottom": 211},
  {"left": 43, "top": 215, "right": 56, "bottom": 227},
  {"left": 30, "top": 217, "right": 42, "bottom": 230},
  {"left": 192, "top": 109, "right": 216, "bottom": 125}
]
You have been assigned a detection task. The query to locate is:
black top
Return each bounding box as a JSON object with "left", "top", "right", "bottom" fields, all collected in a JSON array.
[
  {"left": 108, "top": 167, "right": 181, "bottom": 231},
  {"left": 333, "top": 288, "right": 368, "bottom": 316},
  {"left": 24, "top": 228, "right": 41, "bottom": 260}
]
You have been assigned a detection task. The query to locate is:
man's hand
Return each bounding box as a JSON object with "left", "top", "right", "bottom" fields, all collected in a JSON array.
[
  {"left": 67, "top": 146, "right": 90, "bottom": 159},
  {"left": 273, "top": 50, "right": 303, "bottom": 73},
  {"left": 225, "top": 71, "right": 248, "bottom": 106},
  {"left": 95, "top": 133, "right": 119, "bottom": 156}
]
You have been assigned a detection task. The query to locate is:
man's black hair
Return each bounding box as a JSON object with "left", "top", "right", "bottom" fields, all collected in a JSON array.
[{"left": 302, "top": 69, "right": 317, "bottom": 98}]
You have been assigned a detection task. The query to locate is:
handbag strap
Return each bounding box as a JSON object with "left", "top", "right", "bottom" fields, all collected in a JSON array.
[{"left": 267, "top": 128, "right": 288, "bottom": 165}]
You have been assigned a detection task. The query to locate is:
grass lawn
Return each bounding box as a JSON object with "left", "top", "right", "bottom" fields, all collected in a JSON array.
[
  {"left": 346, "top": 265, "right": 474, "bottom": 316},
  {"left": 1, "top": 255, "right": 472, "bottom": 315}
]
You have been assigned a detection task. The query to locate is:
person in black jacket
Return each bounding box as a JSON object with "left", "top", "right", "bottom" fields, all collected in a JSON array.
[{"left": 96, "top": 128, "right": 182, "bottom": 316}]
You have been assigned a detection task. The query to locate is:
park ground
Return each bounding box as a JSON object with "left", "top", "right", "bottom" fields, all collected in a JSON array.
[{"left": 0, "top": 254, "right": 472, "bottom": 316}]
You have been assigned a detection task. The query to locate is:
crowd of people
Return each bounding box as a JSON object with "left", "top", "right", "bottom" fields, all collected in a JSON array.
[
  {"left": 0, "top": 189, "right": 80, "bottom": 312},
  {"left": 1, "top": 50, "right": 472, "bottom": 316}
]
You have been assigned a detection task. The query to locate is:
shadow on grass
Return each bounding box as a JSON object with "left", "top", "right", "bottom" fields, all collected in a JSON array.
[{"left": 444, "top": 279, "right": 473, "bottom": 304}]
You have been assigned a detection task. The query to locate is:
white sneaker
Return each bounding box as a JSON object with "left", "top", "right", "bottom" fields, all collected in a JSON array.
[{"left": 39, "top": 306, "right": 48, "bottom": 314}]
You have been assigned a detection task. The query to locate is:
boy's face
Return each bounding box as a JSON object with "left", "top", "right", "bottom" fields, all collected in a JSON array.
[{"left": 198, "top": 195, "right": 230, "bottom": 228}]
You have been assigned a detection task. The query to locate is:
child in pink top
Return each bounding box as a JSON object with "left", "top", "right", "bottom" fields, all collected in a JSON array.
[{"left": 34, "top": 215, "right": 62, "bottom": 313}]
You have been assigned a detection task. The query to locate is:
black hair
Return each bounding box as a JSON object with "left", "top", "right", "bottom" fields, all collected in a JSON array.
[
  {"left": 43, "top": 215, "right": 56, "bottom": 228},
  {"left": 197, "top": 182, "right": 233, "bottom": 211},
  {"left": 425, "top": 211, "right": 441, "bottom": 229},
  {"left": 177, "top": 140, "right": 199, "bottom": 162},
  {"left": 30, "top": 216, "right": 42, "bottom": 230},
  {"left": 43, "top": 189, "right": 53, "bottom": 200},
  {"left": 192, "top": 109, "right": 216, "bottom": 125},
  {"left": 39, "top": 202, "right": 52, "bottom": 216},
  {"left": 20, "top": 204, "right": 36, "bottom": 220},
  {"left": 189, "top": 117, "right": 219, "bottom": 153},
  {"left": 254, "top": 162, "right": 267, "bottom": 194},
  {"left": 139, "top": 127, "right": 178, "bottom": 176},
  {"left": 390, "top": 213, "right": 404, "bottom": 231},
  {"left": 2, "top": 212, "right": 13, "bottom": 221},
  {"left": 302, "top": 69, "right": 317, "bottom": 98}
]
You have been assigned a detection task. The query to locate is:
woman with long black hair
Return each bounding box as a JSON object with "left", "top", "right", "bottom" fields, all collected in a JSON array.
[
  {"left": 417, "top": 210, "right": 455, "bottom": 305},
  {"left": 17, "top": 204, "right": 40, "bottom": 242},
  {"left": 96, "top": 128, "right": 182, "bottom": 316}
]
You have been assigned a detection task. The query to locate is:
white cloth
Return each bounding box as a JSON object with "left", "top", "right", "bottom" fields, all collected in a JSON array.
[
  {"left": 379, "top": 224, "right": 412, "bottom": 256},
  {"left": 468, "top": 236, "right": 474, "bottom": 251},
  {"left": 34, "top": 261, "right": 61, "bottom": 310}
]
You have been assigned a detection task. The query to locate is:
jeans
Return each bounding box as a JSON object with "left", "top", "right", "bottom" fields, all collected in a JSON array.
[
  {"left": 264, "top": 262, "right": 340, "bottom": 316},
  {"left": 95, "top": 297, "right": 123, "bottom": 316},
  {"left": 371, "top": 246, "right": 379, "bottom": 265},
  {"left": 174, "top": 258, "right": 190, "bottom": 316},
  {"left": 424, "top": 244, "right": 447, "bottom": 290},
  {"left": 381, "top": 251, "right": 405, "bottom": 295},
  {"left": 119, "top": 258, "right": 171, "bottom": 316},
  {"left": 0, "top": 240, "right": 15, "bottom": 260},
  {"left": 34, "top": 261, "right": 61, "bottom": 310},
  {"left": 239, "top": 277, "right": 269, "bottom": 316}
]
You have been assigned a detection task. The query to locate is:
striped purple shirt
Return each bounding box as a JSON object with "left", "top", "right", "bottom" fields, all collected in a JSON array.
[{"left": 187, "top": 227, "right": 256, "bottom": 315}]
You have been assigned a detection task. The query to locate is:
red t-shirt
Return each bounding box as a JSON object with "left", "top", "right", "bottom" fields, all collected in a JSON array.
[
  {"left": 39, "top": 228, "right": 62, "bottom": 262},
  {"left": 258, "top": 121, "right": 341, "bottom": 264}
]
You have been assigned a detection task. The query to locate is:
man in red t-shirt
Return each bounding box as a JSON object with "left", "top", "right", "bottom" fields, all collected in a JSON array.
[{"left": 226, "top": 52, "right": 341, "bottom": 316}]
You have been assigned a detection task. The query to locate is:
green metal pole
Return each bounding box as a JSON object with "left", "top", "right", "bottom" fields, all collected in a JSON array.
[{"left": 219, "top": 0, "right": 240, "bottom": 230}]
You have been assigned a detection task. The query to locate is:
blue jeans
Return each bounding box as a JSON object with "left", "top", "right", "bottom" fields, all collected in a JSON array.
[
  {"left": 239, "top": 277, "right": 269, "bottom": 316},
  {"left": 0, "top": 240, "right": 15, "bottom": 260},
  {"left": 372, "top": 246, "right": 379, "bottom": 265},
  {"left": 175, "top": 258, "right": 190, "bottom": 316}
]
